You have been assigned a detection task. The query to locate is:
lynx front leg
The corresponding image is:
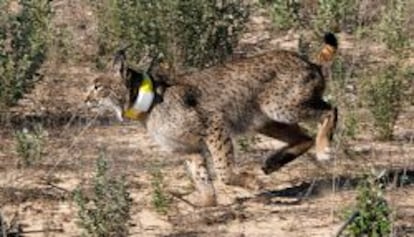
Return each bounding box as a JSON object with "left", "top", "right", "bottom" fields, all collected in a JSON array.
[
  {"left": 185, "top": 154, "right": 217, "bottom": 207},
  {"left": 204, "top": 116, "right": 259, "bottom": 193}
]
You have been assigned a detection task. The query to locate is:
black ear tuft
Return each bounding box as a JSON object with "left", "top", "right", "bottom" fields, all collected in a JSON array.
[
  {"left": 324, "top": 32, "right": 338, "bottom": 49},
  {"left": 113, "top": 49, "right": 126, "bottom": 68},
  {"left": 112, "top": 44, "right": 132, "bottom": 76}
]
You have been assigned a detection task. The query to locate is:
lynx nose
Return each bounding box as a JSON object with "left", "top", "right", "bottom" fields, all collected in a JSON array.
[
  {"left": 84, "top": 92, "right": 95, "bottom": 107},
  {"left": 84, "top": 94, "right": 90, "bottom": 104}
]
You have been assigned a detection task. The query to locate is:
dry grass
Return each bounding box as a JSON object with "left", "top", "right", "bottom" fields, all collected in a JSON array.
[{"left": 0, "top": 0, "right": 413, "bottom": 236}]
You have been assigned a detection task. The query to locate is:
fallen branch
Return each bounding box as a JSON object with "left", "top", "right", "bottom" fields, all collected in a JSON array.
[
  {"left": 300, "top": 179, "right": 316, "bottom": 201},
  {"left": 1, "top": 212, "right": 7, "bottom": 237},
  {"left": 41, "top": 178, "right": 72, "bottom": 194},
  {"left": 1, "top": 211, "right": 63, "bottom": 236},
  {"left": 334, "top": 210, "right": 360, "bottom": 237},
  {"left": 167, "top": 191, "right": 197, "bottom": 208},
  {"left": 5, "top": 228, "right": 64, "bottom": 236}
]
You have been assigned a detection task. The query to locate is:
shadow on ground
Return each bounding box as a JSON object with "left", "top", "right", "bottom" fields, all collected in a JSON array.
[{"left": 251, "top": 169, "right": 414, "bottom": 205}]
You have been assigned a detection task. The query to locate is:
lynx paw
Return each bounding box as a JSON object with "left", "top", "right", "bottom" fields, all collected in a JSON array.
[
  {"left": 316, "top": 146, "right": 332, "bottom": 161},
  {"left": 187, "top": 191, "right": 217, "bottom": 207}
]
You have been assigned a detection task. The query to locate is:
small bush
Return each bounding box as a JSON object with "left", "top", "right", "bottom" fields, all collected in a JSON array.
[
  {"left": 151, "top": 168, "right": 171, "bottom": 215},
  {"left": 363, "top": 66, "right": 403, "bottom": 140},
  {"left": 376, "top": 0, "right": 409, "bottom": 51},
  {"left": 343, "top": 111, "right": 358, "bottom": 139},
  {"left": 323, "top": 56, "right": 359, "bottom": 140},
  {"left": 0, "top": 0, "right": 51, "bottom": 108},
  {"left": 48, "top": 26, "right": 76, "bottom": 64},
  {"left": 259, "top": 0, "right": 302, "bottom": 30},
  {"left": 89, "top": 0, "right": 249, "bottom": 69},
  {"left": 344, "top": 174, "right": 392, "bottom": 237},
  {"left": 313, "top": 0, "right": 359, "bottom": 33},
  {"left": 74, "top": 151, "right": 132, "bottom": 237},
  {"left": 261, "top": 0, "right": 359, "bottom": 32},
  {"left": 14, "top": 125, "right": 46, "bottom": 167},
  {"left": 176, "top": 0, "right": 249, "bottom": 67}
]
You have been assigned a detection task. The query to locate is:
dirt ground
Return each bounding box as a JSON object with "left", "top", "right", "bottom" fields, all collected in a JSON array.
[{"left": 1, "top": 1, "right": 413, "bottom": 236}]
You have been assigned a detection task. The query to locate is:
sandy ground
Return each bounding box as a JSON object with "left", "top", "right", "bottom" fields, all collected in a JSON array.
[{"left": 1, "top": 1, "right": 413, "bottom": 236}]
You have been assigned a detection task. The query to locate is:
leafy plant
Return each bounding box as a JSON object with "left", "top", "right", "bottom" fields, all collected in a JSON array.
[
  {"left": 259, "top": 0, "right": 301, "bottom": 30},
  {"left": 344, "top": 174, "right": 392, "bottom": 237},
  {"left": 343, "top": 111, "right": 358, "bottom": 139},
  {"left": 74, "top": 151, "right": 132, "bottom": 237},
  {"left": 0, "top": 0, "right": 51, "bottom": 108},
  {"left": 48, "top": 26, "right": 76, "bottom": 64},
  {"left": 376, "top": 0, "right": 409, "bottom": 51},
  {"left": 363, "top": 66, "right": 403, "bottom": 140},
  {"left": 89, "top": 0, "right": 249, "bottom": 69},
  {"left": 313, "top": 0, "right": 358, "bottom": 33},
  {"left": 176, "top": 0, "right": 249, "bottom": 67},
  {"left": 325, "top": 56, "right": 359, "bottom": 140},
  {"left": 151, "top": 168, "right": 171, "bottom": 215},
  {"left": 14, "top": 125, "right": 46, "bottom": 167}
]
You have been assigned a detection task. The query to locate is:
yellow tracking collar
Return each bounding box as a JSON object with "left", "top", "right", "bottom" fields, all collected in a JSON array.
[
  {"left": 140, "top": 73, "right": 153, "bottom": 93},
  {"left": 123, "top": 73, "right": 155, "bottom": 120},
  {"left": 123, "top": 108, "right": 143, "bottom": 120}
]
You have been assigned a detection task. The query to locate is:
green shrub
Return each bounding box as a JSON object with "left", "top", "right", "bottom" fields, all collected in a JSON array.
[
  {"left": 89, "top": 0, "right": 249, "bottom": 69},
  {"left": 74, "top": 151, "right": 132, "bottom": 237},
  {"left": 176, "top": 0, "right": 249, "bottom": 67},
  {"left": 0, "top": 0, "right": 51, "bottom": 108},
  {"left": 48, "top": 26, "right": 76, "bottom": 64},
  {"left": 343, "top": 111, "right": 358, "bottom": 139},
  {"left": 363, "top": 66, "right": 403, "bottom": 140},
  {"left": 14, "top": 125, "right": 45, "bottom": 167},
  {"left": 323, "top": 56, "right": 360, "bottom": 140},
  {"left": 261, "top": 0, "right": 359, "bottom": 33},
  {"left": 376, "top": 0, "right": 409, "bottom": 51},
  {"left": 151, "top": 168, "right": 171, "bottom": 215},
  {"left": 89, "top": 0, "right": 171, "bottom": 62},
  {"left": 259, "top": 0, "right": 301, "bottom": 30},
  {"left": 313, "top": 0, "right": 359, "bottom": 33},
  {"left": 344, "top": 174, "right": 392, "bottom": 237}
]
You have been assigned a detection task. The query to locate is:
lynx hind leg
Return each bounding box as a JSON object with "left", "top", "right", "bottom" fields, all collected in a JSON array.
[
  {"left": 315, "top": 107, "right": 338, "bottom": 161},
  {"left": 185, "top": 154, "right": 217, "bottom": 207}
]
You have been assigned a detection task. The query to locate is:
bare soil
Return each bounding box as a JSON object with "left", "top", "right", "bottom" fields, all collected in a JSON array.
[{"left": 1, "top": 1, "right": 413, "bottom": 236}]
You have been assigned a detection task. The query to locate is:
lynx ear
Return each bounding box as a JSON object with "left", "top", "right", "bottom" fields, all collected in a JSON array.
[
  {"left": 111, "top": 52, "right": 125, "bottom": 75},
  {"left": 111, "top": 44, "right": 131, "bottom": 80}
]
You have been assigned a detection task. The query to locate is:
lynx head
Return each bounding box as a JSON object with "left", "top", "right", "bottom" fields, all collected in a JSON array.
[
  {"left": 84, "top": 48, "right": 158, "bottom": 121},
  {"left": 84, "top": 74, "right": 128, "bottom": 122}
]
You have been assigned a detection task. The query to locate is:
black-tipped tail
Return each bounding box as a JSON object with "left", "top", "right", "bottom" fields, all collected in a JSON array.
[
  {"left": 316, "top": 32, "right": 338, "bottom": 65},
  {"left": 323, "top": 32, "right": 338, "bottom": 49}
]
